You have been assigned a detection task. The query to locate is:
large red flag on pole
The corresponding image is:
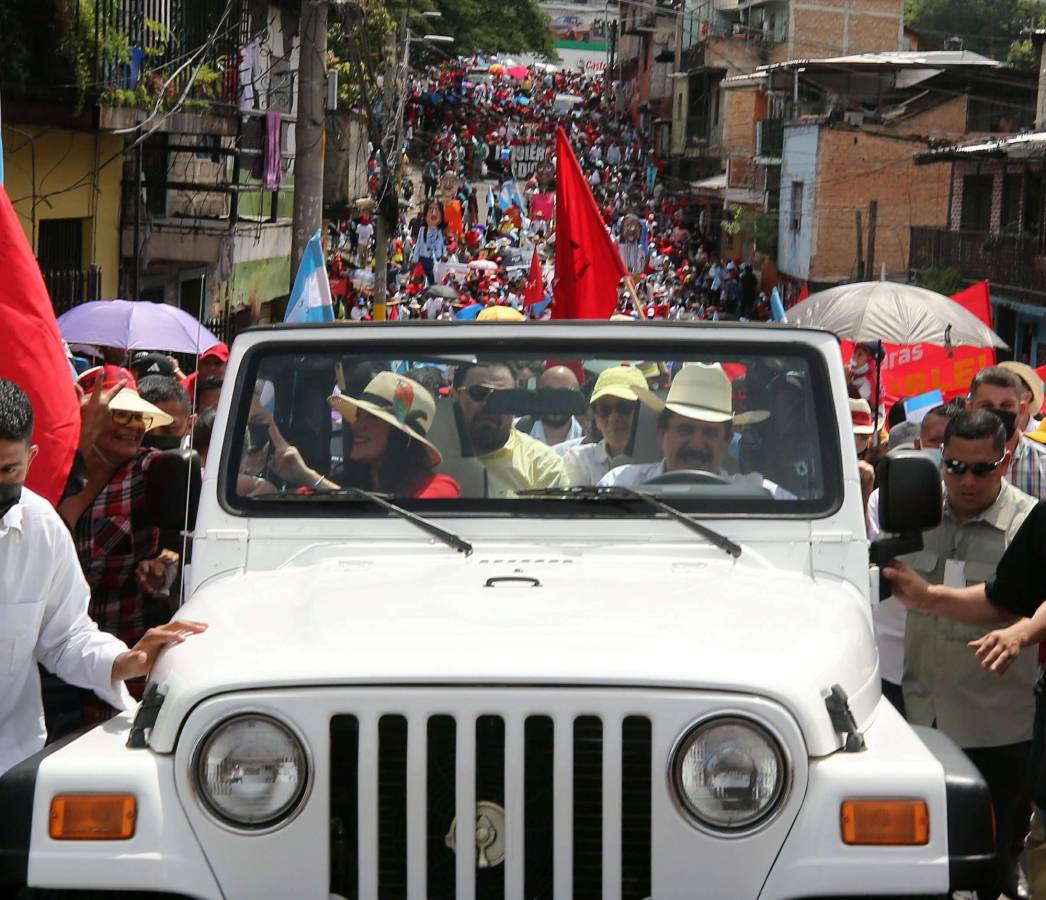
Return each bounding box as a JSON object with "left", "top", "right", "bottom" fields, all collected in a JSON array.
[
  {"left": 0, "top": 185, "right": 80, "bottom": 503},
  {"left": 553, "top": 127, "right": 627, "bottom": 319}
]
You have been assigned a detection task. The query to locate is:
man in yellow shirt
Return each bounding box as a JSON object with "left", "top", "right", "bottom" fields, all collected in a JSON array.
[{"left": 453, "top": 363, "right": 566, "bottom": 498}]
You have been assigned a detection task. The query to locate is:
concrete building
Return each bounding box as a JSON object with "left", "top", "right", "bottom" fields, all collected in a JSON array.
[
  {"left": 1, "top": 0, "right": 304, "bottom": 329},
  {"left": 767, "top": 53, "right": 1035, "bottom": 301}
]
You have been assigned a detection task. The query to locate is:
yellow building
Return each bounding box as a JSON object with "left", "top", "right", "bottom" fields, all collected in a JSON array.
[{"left": 1, "top": 123, "right": 123, "bottom": 302}]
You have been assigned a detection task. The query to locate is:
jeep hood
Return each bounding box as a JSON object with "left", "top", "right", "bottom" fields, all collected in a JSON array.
[{"left": 146, "top": 553, "right": 878, "bottom": 756}]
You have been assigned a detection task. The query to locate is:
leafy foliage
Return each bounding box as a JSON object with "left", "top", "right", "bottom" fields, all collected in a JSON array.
[
  {"left": 915, "top": 266, "right": 964, "bottom": 297},
  {"left": 723, "top": 205, "right": 778, "bottom": 255},
  {"left": 905, "top": 0, "right": 1044, "bottom": 61}
]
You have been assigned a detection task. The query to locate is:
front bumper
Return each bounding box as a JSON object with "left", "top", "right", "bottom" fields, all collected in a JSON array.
[{"left": 0, "top": 691, "right": 994, "bottom": 899}]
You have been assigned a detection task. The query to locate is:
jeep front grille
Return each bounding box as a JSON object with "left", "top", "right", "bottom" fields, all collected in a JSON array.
[{"left": 329, "top": 711, "right": 652, "bottom": 899}]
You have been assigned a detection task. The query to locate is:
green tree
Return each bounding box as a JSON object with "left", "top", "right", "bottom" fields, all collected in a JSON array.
[{"left": 905, "top": 0, "right": 1044, "bottom": 61}]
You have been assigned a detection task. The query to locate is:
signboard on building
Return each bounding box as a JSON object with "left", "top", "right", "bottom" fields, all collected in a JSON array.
[{"left": 541, "top": 0, "right": 609, "bottom": 76}]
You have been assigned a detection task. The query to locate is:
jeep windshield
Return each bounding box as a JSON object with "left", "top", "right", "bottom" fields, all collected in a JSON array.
[{"left": 223, "top": 335, "right": 842, "bottom": 517}]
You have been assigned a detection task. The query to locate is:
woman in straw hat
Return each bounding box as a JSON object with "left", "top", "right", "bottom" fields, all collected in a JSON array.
[
  {"left": 327, "top": 372, "right": 459, "bottom": 499},
  {"left": 47, "top": 366, "right": 180, "bottom": 739}
]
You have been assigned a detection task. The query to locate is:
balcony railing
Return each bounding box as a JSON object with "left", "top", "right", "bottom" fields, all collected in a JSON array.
[
  {"left": 83, "top": 0, "right": 250, "bottom": 107},
  {"left": 910, "top": 226, "right": 1046, "bottom": 300},
  {"left": 43, "top": 266, "right": 102, "bottom": 316}
]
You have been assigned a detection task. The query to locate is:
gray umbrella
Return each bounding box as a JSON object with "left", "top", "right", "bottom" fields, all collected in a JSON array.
[
  {"left": 785, "top": 280, "right": 1006, "bottom": 348},
  {"left": 786, "top": 280, "right": 1007, "bottom": 439},
  {"left": 426, "top": 284, "right": 459, "bottom": 299}
]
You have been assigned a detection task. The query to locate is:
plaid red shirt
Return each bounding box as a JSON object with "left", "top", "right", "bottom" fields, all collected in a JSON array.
[{"left": 42, "top": 451, "right": 162, "bottom": 737}]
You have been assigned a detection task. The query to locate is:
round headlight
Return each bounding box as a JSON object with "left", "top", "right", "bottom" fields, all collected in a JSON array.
[
  {"left": 195, "top": 714, "right": 309, "bottom": 829},
  {"left": 671, "top": 717, "right": 786, "bottom": 832}
]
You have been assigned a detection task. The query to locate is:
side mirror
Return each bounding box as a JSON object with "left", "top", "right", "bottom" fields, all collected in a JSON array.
[
  {"left": 143, "top": 449, "right": 202, "bottom": 532},
  {"left": 869, "top": 452, "right": 942, "bottom": 597},
  {"left": 877, "top": 451, "right": 942, "bottom": 535}
]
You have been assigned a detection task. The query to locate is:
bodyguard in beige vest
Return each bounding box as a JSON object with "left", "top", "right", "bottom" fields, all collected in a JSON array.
[{"left": 901, "top": 408, "right": 1037, "bottom": 899}]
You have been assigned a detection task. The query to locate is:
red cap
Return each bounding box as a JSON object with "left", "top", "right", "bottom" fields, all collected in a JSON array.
[
  {"left": 77, "top": 365, "right": 138, "bottom": 393},
  {"left": 201, "top": 342, "right": 230, "bottom": 363}
]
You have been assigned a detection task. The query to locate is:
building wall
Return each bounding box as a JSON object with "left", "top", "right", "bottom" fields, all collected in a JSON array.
[
  {"left": 788, "top": 0, "right": 903, "bottom": 59},
  {"left": 1, "top": 125, "right": 123, "bottom": 298},
  {"left": 886, "top": 96, "right": 968, "bottom": 141},
  {"left": 777, "top": 123, "right": 820, "bottom": 280},
  {"left": 810, "top": 127, "right": 950, "bottom": 283}
]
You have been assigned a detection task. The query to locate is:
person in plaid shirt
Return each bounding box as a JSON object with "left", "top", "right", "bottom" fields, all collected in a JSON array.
[
  {"left": 969, "top": 366, "right": 1046, "bottom": 502},
  {"left": 43, "top": 365, "right": 182, "bottom": 740}
]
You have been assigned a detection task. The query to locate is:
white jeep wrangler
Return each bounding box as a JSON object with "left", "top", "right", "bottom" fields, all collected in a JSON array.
[{"left": 2, "top": 322, "right": 994, "bottom": 899}]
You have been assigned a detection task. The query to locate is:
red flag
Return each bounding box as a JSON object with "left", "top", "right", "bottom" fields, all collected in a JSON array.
[
  {"left": 798, "top": 282, "right": 809, "bottom": 302},
  {"left": 553, "top": 127, "right": 627, "bottom": 319},
  {"left": 523, "top": 248, "right": 544, "bottom": 307},
  {"left": 0, "top": 186, "right": 79, "bottom": 503}
]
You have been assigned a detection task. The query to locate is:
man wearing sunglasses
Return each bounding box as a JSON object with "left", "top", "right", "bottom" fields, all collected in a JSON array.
[
  {"left": 453, "top": 363, "right": 567, "bottom": 498},
  {"left": 897, "top": 408, "right": 1038, "bottom": 900}
]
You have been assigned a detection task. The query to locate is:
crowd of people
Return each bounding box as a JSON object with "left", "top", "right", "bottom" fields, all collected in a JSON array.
[{"left": 323, "top": 58, "right": 777, "bottom": 323}]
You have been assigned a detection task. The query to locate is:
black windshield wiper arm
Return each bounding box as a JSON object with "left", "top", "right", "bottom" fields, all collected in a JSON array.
[
  {"left": 268, "top": 486, "right": 473, "bottom": 556},
  {"left": 518, "top": 485, "right": 742, "bottom": 559}
]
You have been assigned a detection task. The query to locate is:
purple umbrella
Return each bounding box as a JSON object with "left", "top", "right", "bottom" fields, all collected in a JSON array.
[{"left": 57, "top": 300, "right": 221, "bottom": 355}]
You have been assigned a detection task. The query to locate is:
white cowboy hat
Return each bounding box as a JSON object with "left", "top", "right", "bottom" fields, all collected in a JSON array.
[
  {"left": 849, "top": 397, "right": 885, "bottom": 435},
  {"left": 631, "top": 363, "right": 769, "bottom": 426},
  {"left": 328, "top": 372, "right": 442, "bottom": 466}
]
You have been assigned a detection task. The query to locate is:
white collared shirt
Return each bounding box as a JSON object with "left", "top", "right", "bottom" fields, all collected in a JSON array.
[
  {"left": 0, "top": 488, "right": 133, "bottom": 776},
  {"left": 597, "top": 460, "right": 794, "bottom": 499},
  {"left": 562, "top": 439, "right": 614, "bottom": 486}
]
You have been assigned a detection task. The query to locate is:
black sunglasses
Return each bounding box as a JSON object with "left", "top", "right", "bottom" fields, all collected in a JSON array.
[
  {"left": 593, "top": 399, "right": 636, "bottom": 418},
  {"left": 943, "top": 453, "right": 1008, "bottom": 477},
  {"left": 464, "top": 384, "right": 500, "bottom": 403}
]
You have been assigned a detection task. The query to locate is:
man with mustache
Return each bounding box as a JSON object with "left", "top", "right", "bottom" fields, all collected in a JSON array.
[{"left": 598, "top": 363, "right": 791, "bottom": 498}]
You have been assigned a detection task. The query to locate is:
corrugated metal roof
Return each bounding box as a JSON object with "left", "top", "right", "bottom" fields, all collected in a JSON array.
[
  {"left": 917, "top": 131, "right": 1046, "bottom": 163},
  {"left": 722, "top": 50, "right": 1000, "bottom": 87}
]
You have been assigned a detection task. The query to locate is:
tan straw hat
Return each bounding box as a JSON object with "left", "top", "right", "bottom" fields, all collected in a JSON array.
[
  {"left": 327, "top": 372, "right": 442, "bottom": 466},
  {"left": 999, "top": 361, "right": 1045, "bottom": 418},
  {"left": 76, "top": 365, "right": 173, "bottom": 431},
  {"left": 632, "top": 363, "right": 769, "bottom": 426},
  {"left": 590, "top": 365, "right": 648, "bottom": 404}
]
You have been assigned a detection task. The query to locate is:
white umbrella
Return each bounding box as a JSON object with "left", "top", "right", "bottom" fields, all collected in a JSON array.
[
  {"left": 785, "top": 280, "right": 1006, "bottom": 349},
  {"left": 786, "top": 280, "right": 1007, "bottom": 441}
]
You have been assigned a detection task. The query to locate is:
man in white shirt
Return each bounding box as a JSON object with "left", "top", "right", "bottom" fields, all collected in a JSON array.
[
  {"left": 0, "top": 378, "right": 205, "bottom": 776},
  {"left": 598, "top": 364, "right": 789, "bottom": 498}
]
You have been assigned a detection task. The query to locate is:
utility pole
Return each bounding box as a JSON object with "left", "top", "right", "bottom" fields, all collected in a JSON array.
[
  {"left": 291, "top": 0, "right": 329, "bottom": 283},
  {"left": 373, "top": 12, "right": 406, "bottom": 322}
]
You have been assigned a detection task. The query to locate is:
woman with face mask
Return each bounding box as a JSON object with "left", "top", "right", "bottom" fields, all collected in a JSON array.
[{"left": 48, "top": 366, "right": 181, "bottom": 740}]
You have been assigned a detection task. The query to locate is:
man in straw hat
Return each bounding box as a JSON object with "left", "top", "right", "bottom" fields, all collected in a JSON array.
[{"left": 597, "top": 363, "right": 792, "bottom": 498}]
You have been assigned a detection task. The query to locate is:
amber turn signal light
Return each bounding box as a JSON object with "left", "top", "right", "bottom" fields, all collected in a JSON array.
[
  {"left": 840, "top": 799, "right": 929, "bottom": 845},
  {"left": 49, "top": 794, "right": 136, "bottom": 840}
]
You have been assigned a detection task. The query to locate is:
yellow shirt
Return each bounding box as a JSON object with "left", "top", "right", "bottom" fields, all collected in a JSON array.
[{"left": 477, "top": 428, "right": 567, "bottom": 499}]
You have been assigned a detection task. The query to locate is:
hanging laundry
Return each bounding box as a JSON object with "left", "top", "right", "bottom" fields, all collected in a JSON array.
[{"left": 263, "top": 110, "right": 283, "bottom": 190}]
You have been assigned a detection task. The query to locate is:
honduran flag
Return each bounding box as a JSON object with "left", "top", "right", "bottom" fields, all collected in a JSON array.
[
  {"left": 285, "top": 229, "right": 335, "bottom": 323},
  {"left": 498, "top": 179, "right": 527, "bottom": 213}
]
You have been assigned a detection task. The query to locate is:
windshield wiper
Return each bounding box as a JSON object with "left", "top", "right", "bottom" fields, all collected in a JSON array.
[
  {"left": 263, "top": 486, "right": 473, "bottom": 556},
  {"left": 518, "top": 485, "right": 742, "bottom": 559}
]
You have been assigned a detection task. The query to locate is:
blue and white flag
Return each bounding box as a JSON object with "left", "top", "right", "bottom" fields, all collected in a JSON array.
[
  {"left": 486, "top": 185, "right": 497, "bottom": 216},
  {"left": 285, "top": 229, "right": 334, "bottom": 323},
  {"left": 498, "top": 179, "right": 526, "bottom": 213},
  {"left": 770, "top": 286, "right": 787, "bottom": 323}
]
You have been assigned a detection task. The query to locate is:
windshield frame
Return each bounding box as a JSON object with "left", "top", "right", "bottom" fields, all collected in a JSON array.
[{"left": 217, "top": 328, "right": 844, "bottom": 521}]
